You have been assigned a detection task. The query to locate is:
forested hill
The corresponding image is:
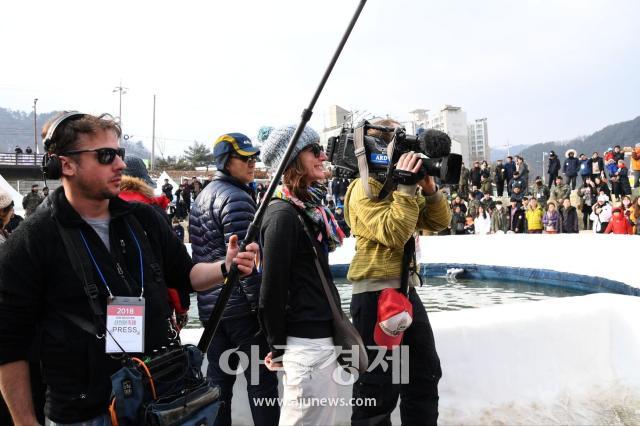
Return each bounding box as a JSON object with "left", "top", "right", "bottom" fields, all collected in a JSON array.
[
  {"left": 0, "top": 107, "right": 58, "bottom": 152},
  {"left": 0, "top": 107, "right": 151, "bottom": 158},
  {"left": 511, "top": 115, "right": 640, "bottom": 180}
]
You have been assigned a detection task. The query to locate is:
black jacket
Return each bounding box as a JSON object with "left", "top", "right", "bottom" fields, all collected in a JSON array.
[
  {"left": 469, "top": 167, "right": 482, "bottom": 187},
  {"left": 259, "top": 200, "right": 336, "bottom": 358},
  {"left": 0, "top": 188, "right": 193, "bottom": 423},
  {"left": 508, "top": 205, "right": 526, "bottom": 233},
  {"left": 560, "top": 206, "right": 579, "bottom": 233},
  {"left": 189, "top": 171, "right": 260, "bottom": 322},
  {"left": 548, "top": 156, "right": 561, "bottom": 175}
]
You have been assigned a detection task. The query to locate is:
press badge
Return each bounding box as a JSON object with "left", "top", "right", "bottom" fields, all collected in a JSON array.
[{"left": 106, "top": 296, "right": 145, "bottom": 353}]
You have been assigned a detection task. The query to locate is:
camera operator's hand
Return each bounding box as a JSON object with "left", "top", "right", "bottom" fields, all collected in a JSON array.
[
  {"left": 394, "top": 152, "right": 423, "bottom": 187},
  {"left": 419, "top": 176, "right": 437, "bottom": 195}
]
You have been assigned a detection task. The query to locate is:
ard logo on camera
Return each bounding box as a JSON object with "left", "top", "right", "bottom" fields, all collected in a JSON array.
[{"left": 370, "top": 153, "right": 389, "bottom": 165}]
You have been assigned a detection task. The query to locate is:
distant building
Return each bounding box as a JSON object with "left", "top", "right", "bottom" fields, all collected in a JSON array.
[
  {"left": 321, "top": 105, "right": 351, "bottom": 146},
  {"left": 467, "top": 118, "right": 490, "bottom": 163}
]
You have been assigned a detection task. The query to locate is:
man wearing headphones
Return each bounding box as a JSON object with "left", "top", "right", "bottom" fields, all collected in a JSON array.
[{"left": 0, "top": 112, "right": 258, "bottom": 425}]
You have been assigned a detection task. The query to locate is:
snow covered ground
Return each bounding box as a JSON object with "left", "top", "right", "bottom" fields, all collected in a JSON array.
[{"left": 181, "top": 293, "right": 640, "bottom": 425}]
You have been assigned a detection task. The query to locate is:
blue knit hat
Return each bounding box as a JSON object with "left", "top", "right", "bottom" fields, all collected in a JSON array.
[
  {"left": 213, "top": 133, "right": 259, "bottom": 171},
  {"left": 261, "top": 124, "right": 320, "bottom": 172}
]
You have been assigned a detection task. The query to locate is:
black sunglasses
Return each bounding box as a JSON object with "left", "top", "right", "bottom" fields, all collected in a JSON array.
[
  {"left": 229, "top": 154, "right": 259, "bottom": 164},
  {"left": 62, "top": 147, "right": 126, "bottom": 165},
  {"left": 306, "top": 143, "right": 324, "bottom": 157}
]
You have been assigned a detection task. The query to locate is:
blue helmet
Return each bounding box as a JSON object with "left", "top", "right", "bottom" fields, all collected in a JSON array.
[{"left": 213, "top": 133, "right": 260, "bottom": 171}]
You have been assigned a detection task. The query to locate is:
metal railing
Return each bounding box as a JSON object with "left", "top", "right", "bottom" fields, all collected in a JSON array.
[{"left": 0, "top": 153, "right": 44, "bottom": 167}]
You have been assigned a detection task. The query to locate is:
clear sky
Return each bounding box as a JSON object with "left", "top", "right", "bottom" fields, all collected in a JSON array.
[{"left": 1, "top": 0, "right": 638, "bottom": 157}]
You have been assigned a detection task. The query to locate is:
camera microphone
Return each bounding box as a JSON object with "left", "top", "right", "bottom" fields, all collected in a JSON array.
[{"left": 418, "top": 129, "right": 451, "bottom": 158}]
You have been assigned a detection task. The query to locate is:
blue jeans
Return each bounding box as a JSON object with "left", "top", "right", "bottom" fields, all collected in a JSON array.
[{"left": 206, "top": 314, "right": 279, "bottom": 426}]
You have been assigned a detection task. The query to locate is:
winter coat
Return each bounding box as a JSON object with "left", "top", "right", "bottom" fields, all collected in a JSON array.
[
  {"left": 579, "top": 185, "right": 596, "bottom": 208},
  {"left": 579, "top": 159, "right": 591, "bottom": 176},
  {"left": 162, "top": 183, "right": 174, "bottom": 202},
  {"left": 548, "top": 156, "right": 561, "bottom": 175},
  {"left": 606, "top": 161, "right": 618, "bottom": 178},
  {"left": 344, "top": 177, "right": 451, "bottom": 283},
  {"left": 22, "top": 191, "right": 44, "bottom": 216},
  {"left": 119, "top": 176, "right": 188, "bottom": 316},
  {"left": 490, "top": 209, "right": 507, "bottom": 233},
  {"left": 614, "top": 165, "right": 632, "bottom": 195},
  {"left": 481, "top": 177, "right": 493, "bottom": 194},
  {"left": 542, "top": 210, "right": 561, "bottom": 232},
  {"left": 551, "top": 183, "right": 571, "bottom": 201},
  {"left": 525, "top": 206, "right": 544, "bottom": 231},
  {"left": 493, "top": 164, "right": 506, "bottom": 183},
  {"left": 531, "top": 184, "right": 550, "bottom": 206},
  {"left": 119, "top": 176, "right": 170, "bottom": 213},
  {"left": 508, "top": 206, "right": 526, "bottom": 233},
  {"left": 504, "top": 162, "right": 516, "bottom": 181},
  {"left": 589, "top": 157, "right": 605, "bottom": 176},
  {"left": 470, "top": 167, "right": 482, "bottom": 187},
  {"left": 560, "top": 206, "right": 579, "bottom": 233},
  {"left": 451, "top": 200, "right": 467, "bottom": 215},
  {"left": 631, "top": 148, "right": 640, "bottom": 172},
  {"left": 604, "top": 209, "right": 633, "bottom": 234},
  {"left": 451, "top": 212, "right": 466, "bottom": 234},
  {"left": 467, "top": 199, "right": 481, "bottom": 218},
  {"left": 590, "top": 203, "right": 613, "bottom": 233},
  {"left": 563, "top": 157, "right": 580, "bottom": 177},
  {"left": 474, "top": 214, "right": 491, "bottom": 235},
  {"left": 189, "top": 171, "right": 261, "bottom": 321},
  {"left": 517, "top": 162, "right": 530, "bottom": 184},
  {"left": 459, "top": 167, "right": 470, "bottom": 187}
]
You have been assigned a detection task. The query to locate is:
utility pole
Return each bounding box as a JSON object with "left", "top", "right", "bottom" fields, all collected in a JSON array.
[
  {"left": 33, "top": 98, "right": 38, "bottom": 155},
  {"left": 151, "top": 94, "right": 156, "bottom": 171},
  {"left": 113, "top": 81, "right": 128, "bottom": 142}
]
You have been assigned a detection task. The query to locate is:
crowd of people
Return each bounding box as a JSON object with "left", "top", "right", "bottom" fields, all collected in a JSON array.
[{"left": 444, "top": 146, "right": 640, "bottom": 235}]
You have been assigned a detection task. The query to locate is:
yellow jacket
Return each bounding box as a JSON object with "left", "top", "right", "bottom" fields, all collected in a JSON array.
[
  {"left": 344, "top": 178, "right": 451, "bottom": 290},
  {"left": 525, "top": 206, "right": 544, "bottom": 231},
  {"left": 631, "top": 148, "right": 640, "bottom": 171}
]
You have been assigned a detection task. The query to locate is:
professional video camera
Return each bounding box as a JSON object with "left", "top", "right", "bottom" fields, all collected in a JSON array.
[{"left": 326, "top": 121, "right": 462, "bottom": 184}]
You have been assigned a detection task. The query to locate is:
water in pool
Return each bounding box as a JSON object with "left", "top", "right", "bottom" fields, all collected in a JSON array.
[{"left": 185, "top": 277, "right": 588, "bottom": 328}]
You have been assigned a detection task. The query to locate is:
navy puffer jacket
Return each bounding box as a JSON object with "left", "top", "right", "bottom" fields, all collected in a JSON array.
[{"left": 189, "top": 172, "right": 260, "bottom": 322}]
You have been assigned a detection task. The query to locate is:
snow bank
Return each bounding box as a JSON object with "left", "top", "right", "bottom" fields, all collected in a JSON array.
[
  {"left": 434, "top": 293, "right": 640, "bottom": 424},
  {"left": 181, "top": 293, "right": 640, "bottom": 425}
]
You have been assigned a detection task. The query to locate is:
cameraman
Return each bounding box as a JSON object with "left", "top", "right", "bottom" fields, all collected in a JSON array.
[{"left": 344, "top": 120, "right": 451, "bottom": 425}]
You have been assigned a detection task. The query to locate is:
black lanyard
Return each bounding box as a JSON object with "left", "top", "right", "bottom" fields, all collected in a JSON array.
[{"left": 79, "top": 221, "right": 144, "bottom": 299}]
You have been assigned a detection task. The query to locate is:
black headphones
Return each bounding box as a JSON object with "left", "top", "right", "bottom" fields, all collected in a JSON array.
[{"left": 41, "top": 111, "right": 85, "bottom": 180}]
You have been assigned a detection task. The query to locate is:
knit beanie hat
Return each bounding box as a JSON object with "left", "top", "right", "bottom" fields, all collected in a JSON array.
[
  {"left": 0, "top": 188, "right": 13, "bottom": 210},
  {"left": 261, "top": 124, "right": 320, "bottom": 172},
  {"left": 123, "top": 156, "right": 156, "bottom": 188}
]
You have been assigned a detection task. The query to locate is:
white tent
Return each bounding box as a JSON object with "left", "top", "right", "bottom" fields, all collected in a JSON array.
[
  {"left": 0, "top": 174, "right": 25, "bottom": 216},
  {"left": 154, "top": 171, "right": 179, "bottom": 197}
]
